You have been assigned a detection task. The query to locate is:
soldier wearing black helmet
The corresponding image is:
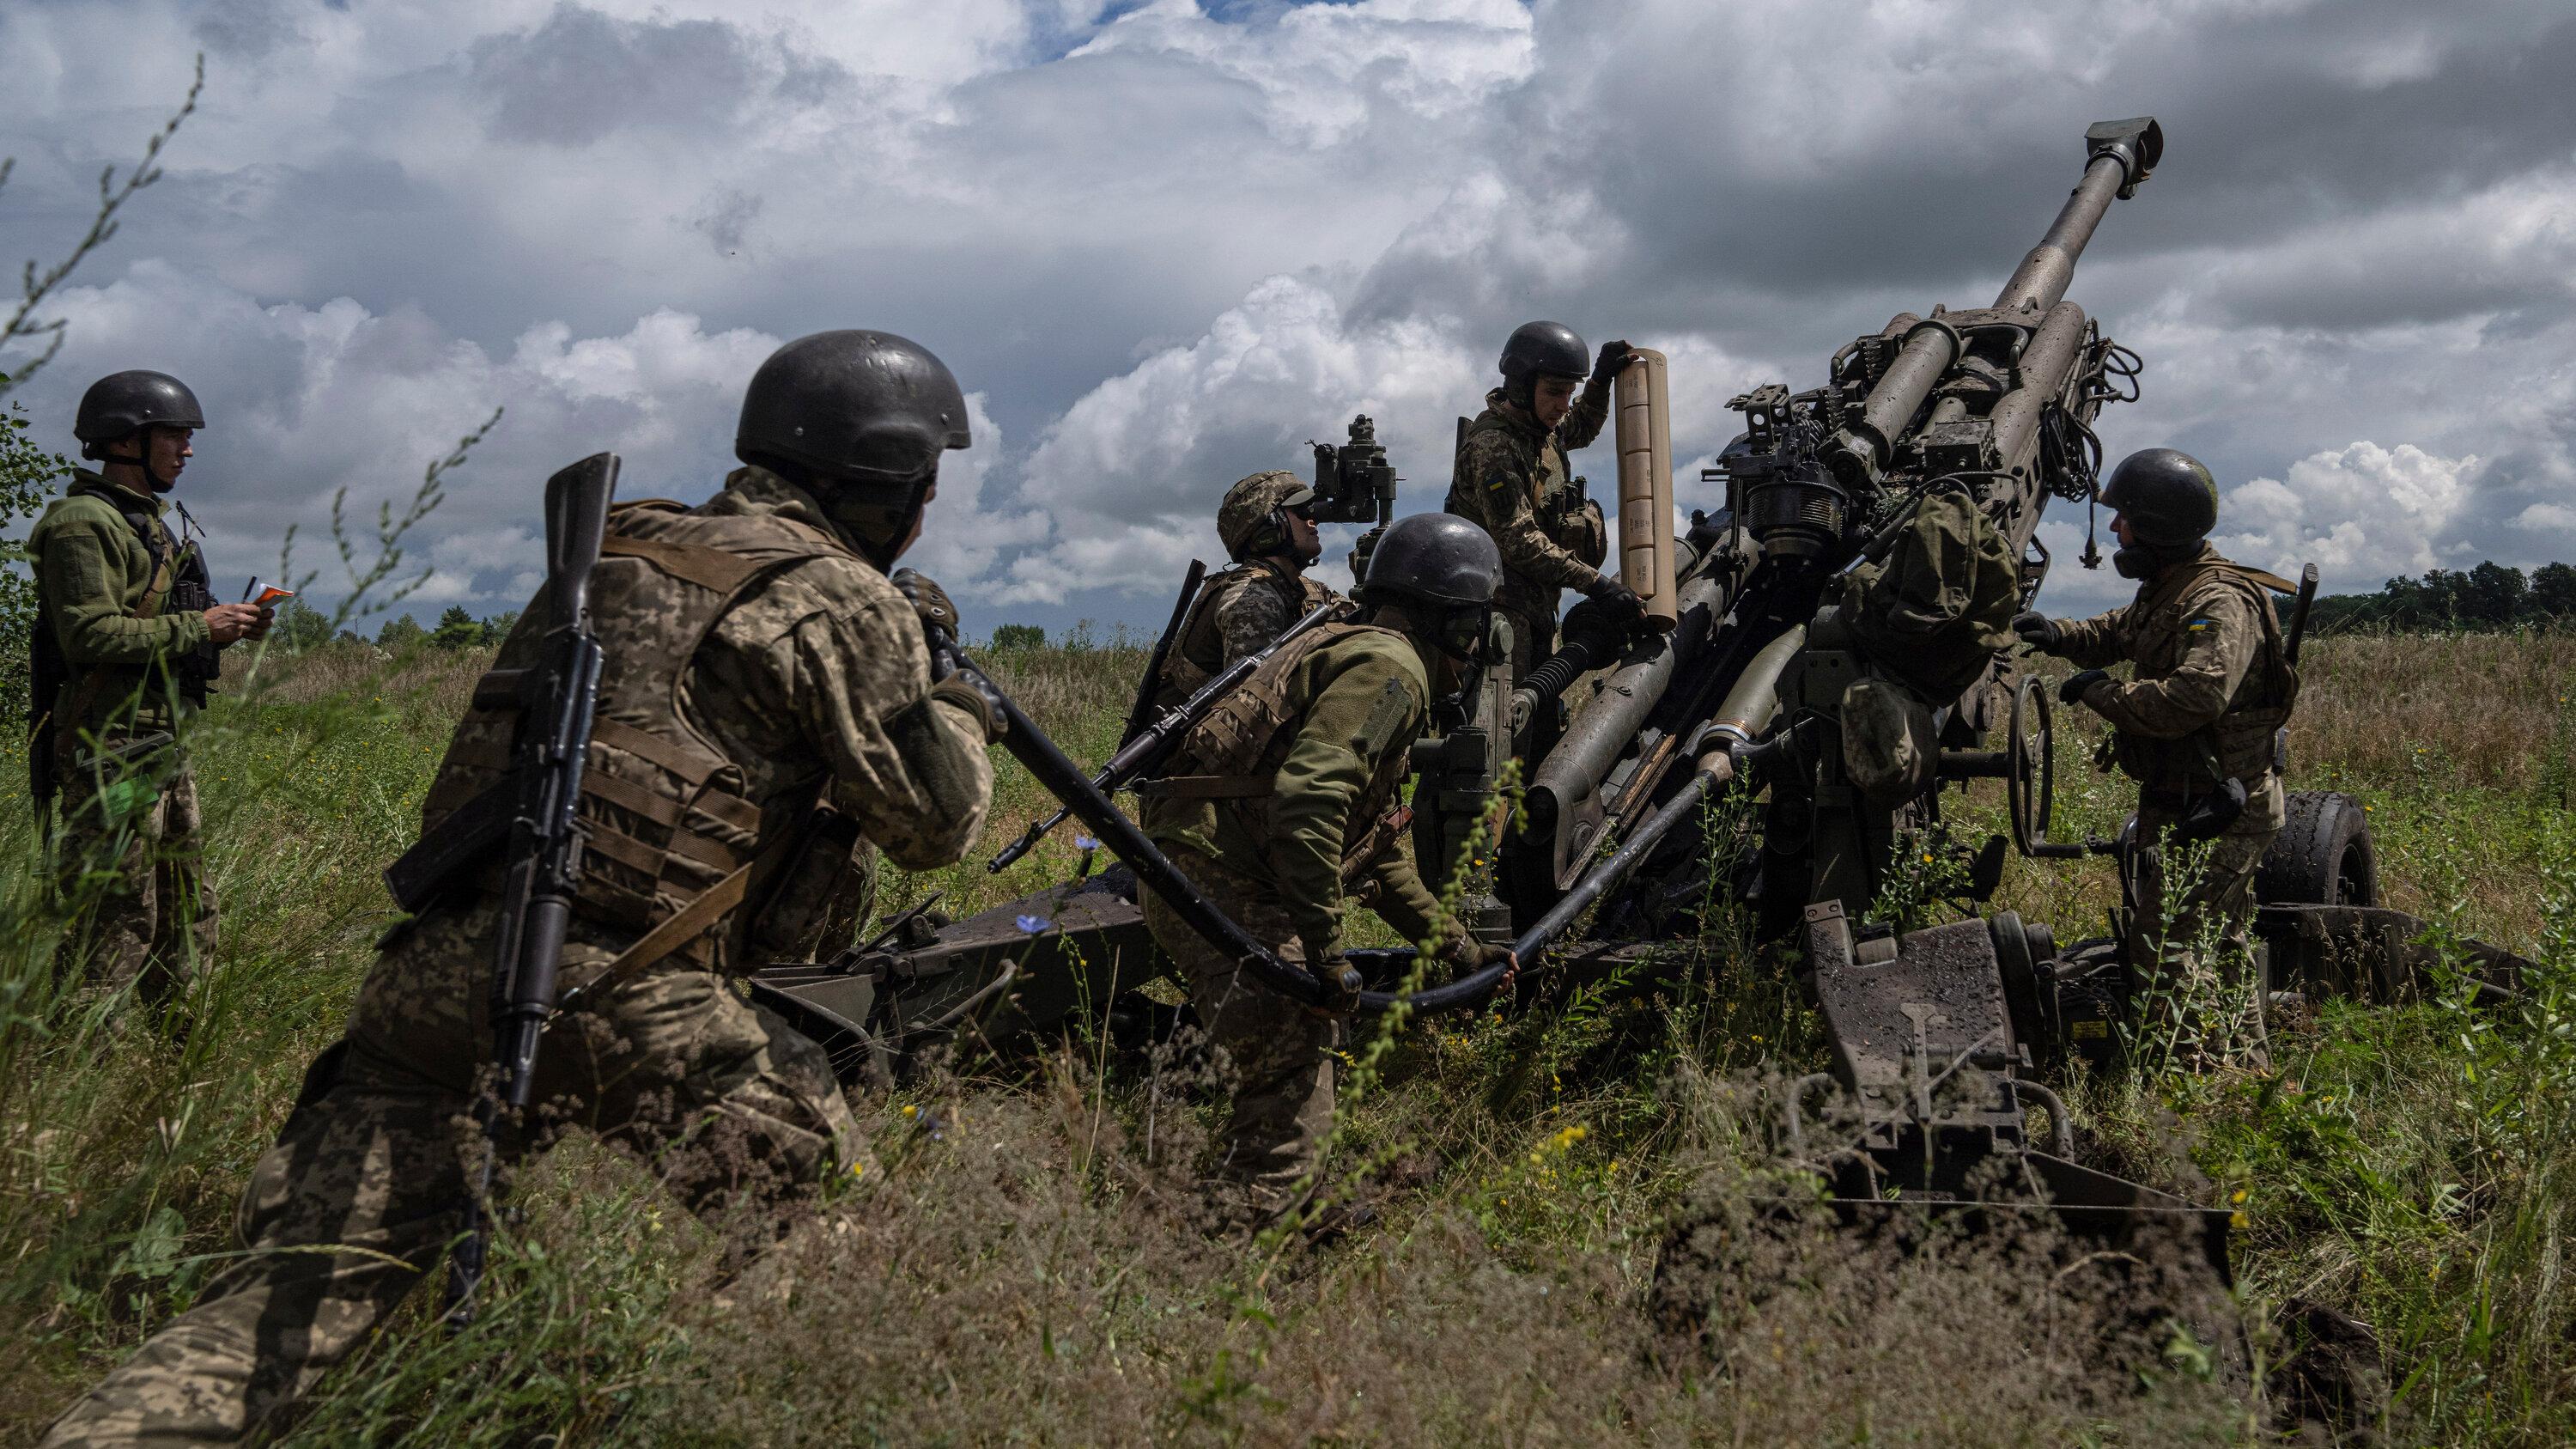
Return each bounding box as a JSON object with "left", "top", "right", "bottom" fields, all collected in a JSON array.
[
  {"left": 2013, "top": 447, "right": 2300, "bottom": 1058},
  {"left": 1151, "top": 469, "right": 1343, "bottom": 709},
  {"left": 28, "top": 370, "right": 271, "bottom": 1004},
  {"left": 42, "top": 331, "right": 1000, "bottom": 1447},
  {"left": 1138, "top": 511, "right": 1516, "bottom": 1226},
  {"left": 1446, "top": 321, "right": 1644, "bottom": 695}
]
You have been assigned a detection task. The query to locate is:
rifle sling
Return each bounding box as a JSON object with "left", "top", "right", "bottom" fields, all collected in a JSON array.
[{"left": 570, "top": 823, "right": 805, "bottom": 1003}]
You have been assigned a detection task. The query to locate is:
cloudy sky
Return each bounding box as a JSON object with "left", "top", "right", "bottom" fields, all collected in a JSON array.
[{"left": 3, "top": 0, "right": 2570, "bottom": 633}]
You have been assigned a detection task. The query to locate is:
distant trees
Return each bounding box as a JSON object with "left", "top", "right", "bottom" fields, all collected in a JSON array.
[
  {"left": 2308, "top": 560, "right": 2576, "bottom": 634},
  {"left": 990, "top": 624, "right": 1046, "bottom": 650},
  {"left": 374, "top": 606, "right": 516, "bottom": 651}
]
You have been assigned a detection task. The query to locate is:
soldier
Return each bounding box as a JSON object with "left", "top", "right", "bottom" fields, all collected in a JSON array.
[
  {"left": 29, "top": 370, "right": 270, "bottom": 1004},
  {"left": 1137, "top": 512, "right": 1516, "bottom": 1226},
  {"left": 40, "top": 331, "right": 1002, "bottom": 1447},
  {"left": 1445, "top": 321, "right": 1648, "bottom": 694},
  {"left": 2014, "top": 447, "right": 2298, "bottom": 1052},
  {"left": 1151, "top": 469, "right": 1341, "bottom": 708}
]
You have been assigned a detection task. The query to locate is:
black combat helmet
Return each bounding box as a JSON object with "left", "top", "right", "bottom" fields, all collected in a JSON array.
[
  {"left": 1363, "top": 512, "right": 1502, "bottom": 609},
  {"left": 736, "top": 330, "right": 970, "bottom": 489},
  {"left": 75, "top": 370, "right": 204, "bottom": 460},
  {"left": 1498, "top": 320, "right": 1590, "bottom": 386},
  {"left": 2099, "top": 447, "right": 2220, "bottom": 547},
  {"left": 1362, "top": 513, "right": 1501, "bottom": 662}
]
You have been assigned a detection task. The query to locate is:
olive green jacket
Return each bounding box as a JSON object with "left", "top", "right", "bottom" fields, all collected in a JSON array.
[
  {"left": 1144, "top": 628, "right": 1452, "bottom": 963},
  {"left": 28, "top": 470, "right": 211, "bottom": 735}
]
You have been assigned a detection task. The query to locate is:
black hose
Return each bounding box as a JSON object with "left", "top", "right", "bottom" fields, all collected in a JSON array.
[{"left": 1381, "top": 758, "right": 1728, "bottom": 1016}]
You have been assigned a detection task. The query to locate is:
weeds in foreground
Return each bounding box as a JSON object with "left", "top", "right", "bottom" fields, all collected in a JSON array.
[{"left": 1, "top": 632, "right": 2572, "bottom": 1442}]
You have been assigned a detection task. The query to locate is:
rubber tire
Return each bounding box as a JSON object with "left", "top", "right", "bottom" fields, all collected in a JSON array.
[{"left": 2255, "top": 790, "right": 2379, "bottom": 908}]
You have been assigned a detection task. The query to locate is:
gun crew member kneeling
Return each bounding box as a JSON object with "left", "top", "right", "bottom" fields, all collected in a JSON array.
[{"left": 1139, "top": 512, "right": 1514, "bottom": 1226}]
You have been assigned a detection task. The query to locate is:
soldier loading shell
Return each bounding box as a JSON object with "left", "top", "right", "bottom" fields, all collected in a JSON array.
[
  {"left": 1151, "top": 469, "right": 1343, "bottom": 709},
  {"left": 2014, "top": 447, "right": 2300, "bottom": 1060},
  {"left": 1445, "top": 321, "right": 1649, "bottom": 710},
  {"left": 40, "top": 332, "right": 1001, "bottom": 1447},
  {"left": 30, "top": 370, "right": 272, "bottom": 1010},
  {"left": 1136, "top": 512, "right": 1516, "bottom": 1227}
]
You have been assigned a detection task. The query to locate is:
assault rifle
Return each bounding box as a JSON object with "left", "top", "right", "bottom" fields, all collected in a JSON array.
[
  {"left": 984, "top": 597, "right": 1345, "bottom": 872},
  {"left": 442, "top": 452, "right": 617, "bottom": 1325}
]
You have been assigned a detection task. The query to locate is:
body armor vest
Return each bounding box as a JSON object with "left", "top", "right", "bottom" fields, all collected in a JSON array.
[
  {"left": 419, "top": 499, "right": 851, "bottom": 970},
  {"left": 1154, "top": 559, "right": 1338, "bottom": 707},
  {"left": 2110, "top": 560, "right": 2300, "bottom": 792},
  {"left": 1147, "top": 620, "right": 1420, "bottom": 885}
]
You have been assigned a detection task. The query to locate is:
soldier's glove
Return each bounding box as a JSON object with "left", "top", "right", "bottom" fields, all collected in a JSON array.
[
  {"left": 2011, "top": 611, "right": 2062, "bottom": 654},
  {"left": 927, "top": 673, "right": 1009, "bottom": 743},
  {"left": 1314, "top": 953, "right": 1367, "bottom": 1014},
  {"left": 1589, "top": 339, "right": 1637, "bottom": 393},
  {"left": 2058, "top": 667, "right": 2111, "bottom": 708},
  {"left": 890, "top": 569, "right": 963, "bottom": 639},
  {"left": 1582, "top": 573, "right": 1649, "bottom": 627},
  {"left": 1443, "top": 935, "right": 1520, "bottom": 989}
]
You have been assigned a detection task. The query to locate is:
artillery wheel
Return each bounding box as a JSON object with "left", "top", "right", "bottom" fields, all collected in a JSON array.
[
  {"left": 2256, "top": 790, "right": 2378, "bottom": 908},
  {"left": 2006, "top": 674, "right": 2063, "bottom": 856}
]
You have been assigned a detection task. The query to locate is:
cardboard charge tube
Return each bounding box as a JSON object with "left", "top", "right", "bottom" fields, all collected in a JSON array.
[{"left": 1613, "top": 346, "right": 1677, "bottom": 630}]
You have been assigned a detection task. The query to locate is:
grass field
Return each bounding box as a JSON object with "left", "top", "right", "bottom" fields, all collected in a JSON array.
[{"left": 1, "top": 628, "right": 2570, "bottom": 1445}]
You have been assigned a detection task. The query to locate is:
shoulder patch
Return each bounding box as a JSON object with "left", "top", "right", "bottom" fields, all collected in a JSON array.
[
  {"left": 1485, "top": 469, "right": 1514, "bottom": 492},
  {"left": 1358, "top": 675, "right": 1415, "bottom": 756}
]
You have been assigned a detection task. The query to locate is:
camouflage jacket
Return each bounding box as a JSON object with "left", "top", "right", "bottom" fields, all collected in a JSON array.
[
  {"left": 1152, "top": 557, "right": 1341, "bottom": 709},
  {"left": 1443, "top": 387, "right": 1612, "bottom": 625},
  {"left": 2055, "top": 544, "right": 2297, "bottom": 793},
  {"left": 28, "top": 470, "right": 214, "bottom": 737},
  {"left": 1141, "top": 624, "right": 1457, "bottom": 965},
  {"left": 421, "top": 466, "right": 993, "bottom": 969}
]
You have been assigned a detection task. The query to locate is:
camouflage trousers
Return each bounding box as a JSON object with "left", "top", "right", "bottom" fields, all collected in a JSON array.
[
  {"left": 41, "top": 899, "right": 860, "bottom": 1448},
  {"left": 53, "top": 752, "right": 216, "bottom": 1005},
  {"left": 2127, "top": 776, "right": 2285, "bottom": 1058},
  {"left": 1141, "top": 851, "right": 1343, "bottom": 1221}
]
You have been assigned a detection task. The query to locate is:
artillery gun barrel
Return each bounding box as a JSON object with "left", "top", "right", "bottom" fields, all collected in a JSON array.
[
  {"left": 1824, "top": 119, "right": 2160, "bottom": 492},
  {"left": 1994, "top": 118, "right": 2162, "bottom": 314}
]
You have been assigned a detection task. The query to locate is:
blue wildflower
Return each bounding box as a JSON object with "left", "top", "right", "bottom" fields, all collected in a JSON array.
[{"left": 1016, "top": 913, "right": 1052, "bottom": 935}]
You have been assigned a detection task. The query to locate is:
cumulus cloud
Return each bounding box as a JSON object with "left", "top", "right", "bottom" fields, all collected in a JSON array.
[
  {"left": 25, "top": 262, "right": 779, "bottom": 610},
  {"left": 4, "top": 0, "right": 2574, "bottom": 637},
  {"left": 2211, "top": 441, "right": 2483, "bottom": 587}
]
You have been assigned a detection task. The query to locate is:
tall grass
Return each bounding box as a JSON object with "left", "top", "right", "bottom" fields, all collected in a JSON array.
[{"left": 0, "top": 631, "right": 2568, "bottom": 1444}]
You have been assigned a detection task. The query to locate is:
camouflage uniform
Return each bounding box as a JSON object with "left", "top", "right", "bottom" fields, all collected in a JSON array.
[
  {"left": 28, "top": 469, "right": 222, "bottom": 1001},
  {"left": 42, "top": 466, "right": 993, "bottom": 1448},
  {"left": 1443, "top": 388, "right": 1612, "bottom": 685},
  {"left": 2051, "top": 544, "right": 2298, "bottom": 981},
  {"left": 1139, "top": 624, "right": 1465, "bottom": 1215},
  {"left": 1151, "top": 558, "right": 1341, "bottom": 709}
]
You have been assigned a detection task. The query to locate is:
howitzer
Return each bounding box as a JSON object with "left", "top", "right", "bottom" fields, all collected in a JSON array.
[
  {"left": 986, "top": 598, "right": 1346, "bottom": 874},
  {"left": 749, "top": 121, "right": 2539, "bottom": 1300},
  {"left": 441, "top": 451, "right": 616, "bottom": 1325}
]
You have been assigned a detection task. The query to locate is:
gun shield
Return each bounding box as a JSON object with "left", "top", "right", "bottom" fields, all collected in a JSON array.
[{"left": 1613, "top": 347, "right": 1677, "bottom": 631}]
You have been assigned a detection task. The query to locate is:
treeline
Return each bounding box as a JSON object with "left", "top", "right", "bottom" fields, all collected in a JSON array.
[
  {"left": 2308, "top": 561, "right": 2576, "bottom": 635},
  {"left": 263, "top": 601, "right": 522, "bottom": 654}
]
